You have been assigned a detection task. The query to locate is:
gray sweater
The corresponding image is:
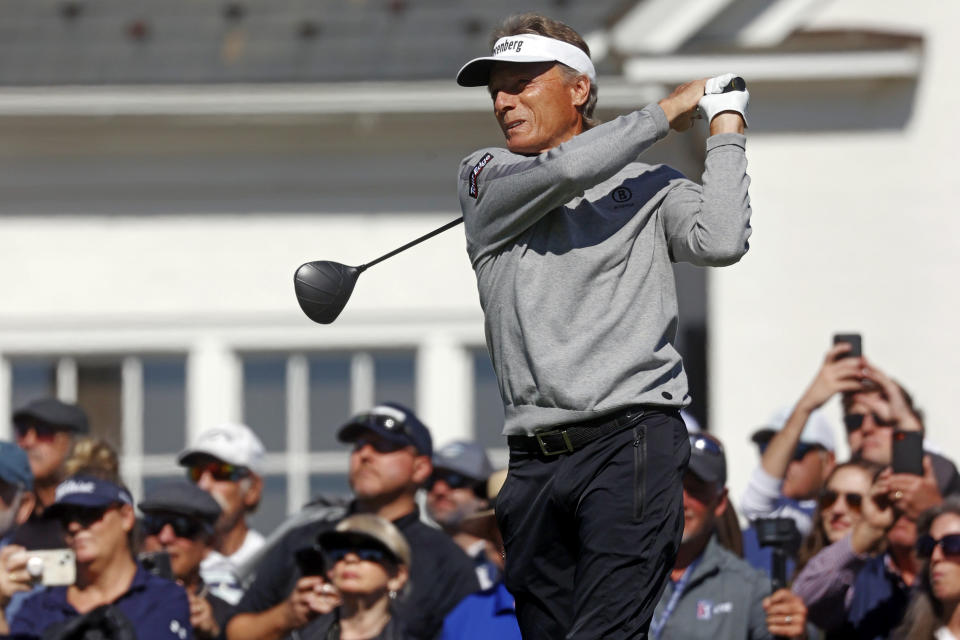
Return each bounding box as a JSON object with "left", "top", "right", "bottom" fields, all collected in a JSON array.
[{"left": 458, "top": 104, "right": 752, "bottom": 436}]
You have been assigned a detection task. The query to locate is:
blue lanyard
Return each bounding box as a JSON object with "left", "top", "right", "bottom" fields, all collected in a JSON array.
[{"left": 650, "top": 558, "right": 700, "bottom": 640}]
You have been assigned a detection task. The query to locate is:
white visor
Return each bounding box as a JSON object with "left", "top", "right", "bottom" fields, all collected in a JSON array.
[{"left": 456, "top": 34, "right": 596, "bottom": 87}]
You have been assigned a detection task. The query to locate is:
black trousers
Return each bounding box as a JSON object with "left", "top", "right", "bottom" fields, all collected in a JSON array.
[{"left": 496, "top": 408, "right": 690, "bottom": 640}]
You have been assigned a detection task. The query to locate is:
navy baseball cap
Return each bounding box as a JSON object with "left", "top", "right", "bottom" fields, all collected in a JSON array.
[
  {"left": 13, "top": 398, "right": 89, "bottom": 435},
  {"left": 47, "top": 475, "right": 133, "bottom": 515},
  {"left": 337, "top": 403, "right": 433, "bottom": 457},
  {"left": 0, "top": 441, "right": 33, "bottom": 491},
  {"left": 139, "top": 480, "right": 221, "bottom": 526},
  {"left": 433, "top": 441, "right": 493, "bottom": 483},
  {"left": 687, "top": 433, "right": 727, "bottom": 487}
]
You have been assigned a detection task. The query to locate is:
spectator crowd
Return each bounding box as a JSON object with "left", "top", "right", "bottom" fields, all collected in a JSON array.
[{"left": 0, "top": 343, "right": 958, "bottom": 639}]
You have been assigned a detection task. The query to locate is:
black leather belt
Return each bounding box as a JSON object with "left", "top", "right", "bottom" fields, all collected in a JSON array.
[{"left": 507, "top": 406, "right": 660, "bottom": 457}]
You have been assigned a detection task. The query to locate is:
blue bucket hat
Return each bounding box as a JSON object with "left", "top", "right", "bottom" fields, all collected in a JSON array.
[{"left": 0, "top": 441, "right": 32, "bottom": 491}]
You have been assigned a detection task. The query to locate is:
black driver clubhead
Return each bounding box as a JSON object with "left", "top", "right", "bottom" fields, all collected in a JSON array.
[{"left": 294, "top": 261, "right": 363, "bottom": 324}]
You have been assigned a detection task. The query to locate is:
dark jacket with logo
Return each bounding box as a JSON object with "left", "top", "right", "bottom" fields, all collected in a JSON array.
[{"left": 653, "top": 535, "right": 772, "bottom": 639}]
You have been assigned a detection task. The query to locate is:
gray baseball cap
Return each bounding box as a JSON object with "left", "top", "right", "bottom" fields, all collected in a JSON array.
[
  {"left": 13, "top": 398, "right": 89, "bottom": 435},
  {"left": 139, "top": 480, "right": 222, "bottom": 526},
  {"left": 687, "top": 433, "right": 726, "bottom": 487},
  {"left": 432, "top": 440, "right": 493, "bottom": 483}
]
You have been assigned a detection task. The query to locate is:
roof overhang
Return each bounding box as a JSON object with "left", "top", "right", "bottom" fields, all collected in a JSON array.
[
  {"left": 624, "top": 48, "right": 923, "bottom": 83},
  {"left": 0, "top": 79, "right": 664, "bottom": 118}
]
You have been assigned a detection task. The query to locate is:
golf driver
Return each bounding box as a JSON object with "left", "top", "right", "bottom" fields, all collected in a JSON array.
[{"left": 294, "top": 217, "right": 464, "bottom": 324}]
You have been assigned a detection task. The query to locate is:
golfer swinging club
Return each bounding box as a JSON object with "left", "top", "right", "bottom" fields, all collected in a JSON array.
[{"left": 455, "top": 13, "right": 752, "bottom": 640}]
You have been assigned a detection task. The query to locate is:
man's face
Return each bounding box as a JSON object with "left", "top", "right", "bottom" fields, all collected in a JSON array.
[
  {"left": 425, "top": 470, "right": 486, "bottom": 528},
  {"left": 681, "top": 472, "right": 726, "bottom": 544},
  {"left": 488, "top": 61, "right": 587, "bottom": 155},
  {"left": 782, "top": 447, "right": 833, "bottom": 500},
  {"left": 846, "top": 392, "right": 894, "bottom": 465},
  {"left": 154, "top": 516, "right": 211, "bottom": 581},
  {"left": 348, "top": 432, "right": 428, "bottom": 502},
  {"left": 15, "top": 420, "right": 72, "bottom": 485},
  {"left": 887, "top": 513, "right": 917, "bottom": 550},
  {"left": 187, "top": 455, "right": 257, "bottom": 534}
]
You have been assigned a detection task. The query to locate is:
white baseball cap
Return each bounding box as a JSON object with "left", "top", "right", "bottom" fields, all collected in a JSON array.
[
  {"left": 752, "top": 406, "right": 837, "bottom": 452},
  {"left": 177, "top": 422, "right": 266, "bottom": 475},
  {"left": 456, "top": 34, "right": 596, "bottom": 87}
]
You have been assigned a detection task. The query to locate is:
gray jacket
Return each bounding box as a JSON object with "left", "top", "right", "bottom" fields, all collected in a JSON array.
[
  {"left": 458, "top": 104, "right": 752, "bottom": 436},
  {"left": 655, "top": 536, "right": 772, "bottom": 640}
]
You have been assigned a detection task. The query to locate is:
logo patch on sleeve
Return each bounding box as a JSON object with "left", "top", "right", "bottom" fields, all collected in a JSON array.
[{"left": 468, "top": 153, "right": 494, "bottom": 199}]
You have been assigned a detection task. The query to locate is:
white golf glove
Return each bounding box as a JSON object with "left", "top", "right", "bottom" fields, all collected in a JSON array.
[{"left": 698, "top": 73, "right": 749, "bottom": 127}]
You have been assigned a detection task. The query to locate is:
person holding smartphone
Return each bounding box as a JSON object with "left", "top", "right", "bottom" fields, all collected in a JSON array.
[
  {"left": 793, "top": 466, "right": 922, "bottom": 638},
  {"left": 291, "top": 514, "right": 412, "bottom": 640},
  {"left": 2, "top": 473, "right": 192, "bottom": 639}
]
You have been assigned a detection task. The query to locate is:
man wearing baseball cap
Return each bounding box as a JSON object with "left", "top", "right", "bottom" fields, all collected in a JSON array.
[
  {"left": 226, "top": 402, "right": 478, "bottom": 640},
  {"left": 178, "top": 421, "right": 266, "bottom": 604},
  {"left": 140, "top": 480, "right": 231, "bottom": 639},
  {"left": 426, "top": 440, "right": 500, "bottom": 588},
  {"left": 652, "top": 434, "right": 809, "bottom": 639},
  {"left": 455, "top": 11, "right": 752, "bottom": 638},
  {"left": 11, "top": 398, "right": 89, "bottom": 550}
]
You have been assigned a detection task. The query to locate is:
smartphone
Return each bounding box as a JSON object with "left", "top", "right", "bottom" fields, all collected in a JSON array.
[
  {"left": 25, "top": 549, "right": 76, "bottom": 587},
  {"left": 833, "top": 333, "right": 862, "bottom": 358},
  {"left": 892, "top": 430, "right": 924, "bottom": 476},
  {"left": 294, "top": 546, "right": 327, "bottom": 577},
  {"left": 138, "top": 551, "right": 173, "bottom": 581}
]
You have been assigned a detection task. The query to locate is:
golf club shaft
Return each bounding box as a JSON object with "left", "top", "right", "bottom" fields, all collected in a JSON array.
[{"left": 360, "top": 217, "right": 464, "bottom": 272}]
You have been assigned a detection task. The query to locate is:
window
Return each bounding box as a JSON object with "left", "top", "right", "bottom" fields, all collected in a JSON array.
[
  {"left": 242, "top": 356, "right": 287, "bottom": 452},
  {"left": 143, "top": 358, "right": 187, "bottom": 455},
  {"left": 76, "top": 361, "right": 123, "bottom": 449},
  {"left": 10, "top": 360, "right": 55, "bottom": 412},
  {"left": 308, "top": 353, "right": 351, "bottom": 451}
]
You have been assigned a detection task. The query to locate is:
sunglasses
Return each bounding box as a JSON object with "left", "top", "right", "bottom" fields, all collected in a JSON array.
[
  {"left": 141, "top": 513, "right": 210, "bottom": 540},
  {"left": 844, "top": 413, "right": 897, "bottom": 434},
  {"left": 916, "top": 533, "right": 960, "bottom": 558},
  {"left": 426, "top": 471, "right": 479, "bottom": 491},
  {"left": 187, "top": 461, "right": 249, "bottom": 483},
  {"left": 352, "top": 436, "right": 410, "bottom": 455},
  {"left": 325, "top": 546, "right": 394, "bottom": 565},
  {"left": 818, "top": 489, "right": 863, "bottom": 512},
  {"left": 55, "top": 505, "right": 113, "bottom": 529},
  {"left": 14, "top": 422, "right": 59, "bottom": 442}
]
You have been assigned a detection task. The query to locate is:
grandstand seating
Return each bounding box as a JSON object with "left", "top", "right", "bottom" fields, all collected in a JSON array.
[{"left": 0, "top": 0, "right": 629, "bottom": 85}]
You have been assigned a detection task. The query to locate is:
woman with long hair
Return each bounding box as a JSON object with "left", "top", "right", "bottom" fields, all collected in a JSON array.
[
  {"left": 794, "top": 460, "right": 881, "bottom": 577},
  {"left": 894, "top": 497, "right": 960, "bottom": 639}
]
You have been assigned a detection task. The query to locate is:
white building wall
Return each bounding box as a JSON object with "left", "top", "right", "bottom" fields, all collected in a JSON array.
[{"left": 713, "top": 0, "right": 960, "bottom": 505}]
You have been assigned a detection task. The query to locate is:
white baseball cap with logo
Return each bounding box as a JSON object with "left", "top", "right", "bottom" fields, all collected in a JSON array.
[
  {"left": 456, "top": 33, "right": 596, "bottom": 87},
  {"left": 177, "top": 422, "right": 266, "bottom": 475}
]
